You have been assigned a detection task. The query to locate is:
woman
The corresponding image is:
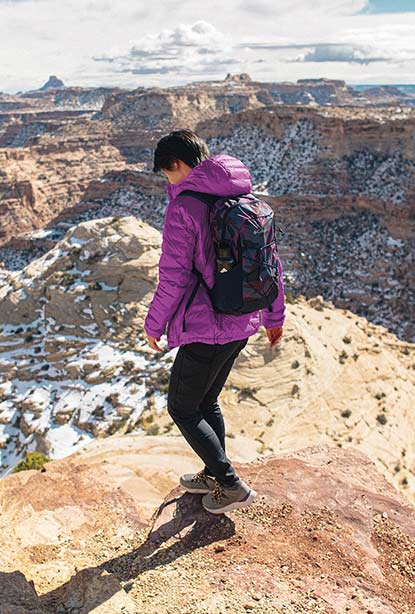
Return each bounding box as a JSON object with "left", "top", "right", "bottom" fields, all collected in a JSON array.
[{"left": 144, "top": 129, "right": 285, "bottom": 514}]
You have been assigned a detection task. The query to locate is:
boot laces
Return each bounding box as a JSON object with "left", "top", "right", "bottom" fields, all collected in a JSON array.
[
  {"left": 212, "top": 482, "right": 225, "bottom": 502},
  {"left": 191, "top": 469, "right": 207, "bottom": 483}
]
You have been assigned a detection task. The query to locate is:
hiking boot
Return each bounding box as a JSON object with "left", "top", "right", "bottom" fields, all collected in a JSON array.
[
  {"left": 202, "top": 478, "right": 257, "bottom": 514},
  {"left": 180, "top": 469, "right": 217, "bottom": 494}
]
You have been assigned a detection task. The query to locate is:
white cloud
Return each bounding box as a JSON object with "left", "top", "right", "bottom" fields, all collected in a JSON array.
[
  {"left": 94, "top": 21, "right": 239, "bottom": 76},
  {"left": 1, "top": 0, "right": 415, "bottom": 92},
  {"left": 295, "top": 43, "right": 390, "bottom": 64}
]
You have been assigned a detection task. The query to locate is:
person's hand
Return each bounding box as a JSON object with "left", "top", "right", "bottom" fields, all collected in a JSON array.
[
  {"left": 265, "top": 326, "right": 283, "bottom": 348},
  {"left": 146, "top": 335, "right": 163, "bottom": 352}
]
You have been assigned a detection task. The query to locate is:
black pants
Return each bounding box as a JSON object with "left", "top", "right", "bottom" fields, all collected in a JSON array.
[{"left": 167, "top": 337, "right": 249, "bottom": 487}]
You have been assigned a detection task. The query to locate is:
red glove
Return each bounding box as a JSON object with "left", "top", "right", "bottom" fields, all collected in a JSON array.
[
  {"left": 265, "top": 326, "right": 283, "bottom": 348},
  {"left": 146, "top": 335, "right": 163, "bottom": 353}
]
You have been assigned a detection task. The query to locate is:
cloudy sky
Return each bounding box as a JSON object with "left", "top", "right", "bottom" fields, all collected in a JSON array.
[{"left": 1, "top": 0, "right": 415, "bottom": 94}]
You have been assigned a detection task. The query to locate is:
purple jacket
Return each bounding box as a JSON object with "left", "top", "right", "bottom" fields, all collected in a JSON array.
[{"left": 144, "top": 154, "right": 286, "bottom": 349}]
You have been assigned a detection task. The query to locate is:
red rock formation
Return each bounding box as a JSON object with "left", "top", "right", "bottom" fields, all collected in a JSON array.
[{"left": 1, "top": 443, "right": 414, "bottom": 613}]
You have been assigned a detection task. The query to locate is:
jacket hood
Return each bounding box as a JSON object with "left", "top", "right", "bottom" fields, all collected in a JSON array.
[{"left": 165, "top": 154, "right": 252, "bottom": 202}]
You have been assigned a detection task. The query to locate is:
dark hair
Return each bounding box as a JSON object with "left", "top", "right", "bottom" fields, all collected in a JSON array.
[{"left": 153, "top": 129, "right": 210, "bottom": 173}]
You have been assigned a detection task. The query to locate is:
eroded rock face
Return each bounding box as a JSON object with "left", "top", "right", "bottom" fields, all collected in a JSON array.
[
  {"left": 1, "top": 75, "right": 414, "bottom": 250},
  {"left": 0, "top": 433, "right": 255, "bottom": 612},
  {"left": 1, "top": 442, "right": 414, "bottom": 613},
  {"left": 0, "top": 217, "right": 414, "bottom": 505},
  {"left": 200, "top": 110, "right": 415, "bottom": 340},
  {"left": 2, "top": 93, "right": 414, "bottom": 341},
  {"left": 0, "top": 217, "right": 171, "bottom": 472}
]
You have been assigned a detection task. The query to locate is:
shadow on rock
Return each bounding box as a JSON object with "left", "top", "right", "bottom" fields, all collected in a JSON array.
[{"left": 39, "top": 488, "right": 233, "bottom": 613}]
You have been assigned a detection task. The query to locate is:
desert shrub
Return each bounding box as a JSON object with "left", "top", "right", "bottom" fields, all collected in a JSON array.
[
  {"left": 146, "top": 424, "right": 160, "bottom": 436},
  {"left": 285, "top": 291, "right": 299, "bottom": 304},
  {"left": 339, "top": 350, "right": 348, "bottom": 364},
  {"left": 122, "top": 360, "right": 135, "bottom": 372},
  {"left": 12, "top": 451, "right": 49, "bottom": 473}
]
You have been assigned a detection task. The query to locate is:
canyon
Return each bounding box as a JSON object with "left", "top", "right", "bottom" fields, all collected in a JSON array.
[
  {"left": 1, "top": 73, "right": 415, "bottom": 611},
  {"left": 2, "top": 83, "right": 414, "bottom": 340},
  {"left": 0, "top": 217, "right": 414, "bottom": 505}
]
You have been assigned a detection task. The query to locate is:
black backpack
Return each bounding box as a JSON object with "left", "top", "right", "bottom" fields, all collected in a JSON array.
[{"left": 180, "top": 190, "right": 283, "bottom": 332}]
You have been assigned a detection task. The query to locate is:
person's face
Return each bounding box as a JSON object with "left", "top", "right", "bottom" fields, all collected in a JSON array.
[{"left": 161, "top": 159, "right": 193, "bottom": 184}]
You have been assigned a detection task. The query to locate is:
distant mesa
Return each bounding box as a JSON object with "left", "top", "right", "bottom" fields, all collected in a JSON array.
[
  {"left": 297, "top": 77, "right": 348, "bottom": 88},
  {"left": 39, "top": 75, "right": 65, "bottom": 91},
  {"left": 224, "top": 72, "right": 252, "bottom": 82}
]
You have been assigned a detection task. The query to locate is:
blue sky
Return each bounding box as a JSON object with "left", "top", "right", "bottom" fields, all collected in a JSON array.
[
  {"left": 362, "top": 0, "right": 415, "bottom": 13},
  {"left": 1, "top": 0, "right": 415, "bottom": 93}
]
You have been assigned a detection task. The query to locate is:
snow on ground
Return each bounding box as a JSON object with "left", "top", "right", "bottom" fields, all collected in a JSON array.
[
  {"left": 0, "top": 326, "right": 177, "bottom": 476},
  {"left": 207, "top": 123, "right": 415, "bottom": 204},
  {"left": 208, "top": 122, "right": 322, "bottom": 196}
]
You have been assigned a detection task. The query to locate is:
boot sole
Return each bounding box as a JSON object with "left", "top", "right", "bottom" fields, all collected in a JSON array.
[{"left": 202, "top": 488, "right": 257, "bottom": 514}]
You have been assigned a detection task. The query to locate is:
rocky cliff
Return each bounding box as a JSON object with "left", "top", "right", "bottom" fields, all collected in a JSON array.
[
  {"left": 1, "top": 76, "right": 414, "bottom": 341},
  {"left": 1, "top": 75, "right": 415, "bottom": 246},
  {"left": 1, "top": 442, "right": 414, "bottom": 613},
  {"left": 0, "top": 217, "right": 414, "bottom": 506},
  {"left": 200, "top": 106, "right": 415, "bottom": 341}
]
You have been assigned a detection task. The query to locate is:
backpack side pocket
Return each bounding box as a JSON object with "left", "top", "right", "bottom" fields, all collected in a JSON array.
[{"left": 210, "top": 261, "right": 244, "bottom": 313}]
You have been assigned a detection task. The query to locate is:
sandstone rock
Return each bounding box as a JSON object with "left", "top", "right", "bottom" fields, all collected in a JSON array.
[
  {"left": 0, "top": 216, "right": 414, "bottom": 505},
  {"left": 1, "top": 75, "right": 414, "bottom": 252},
  {"left": 2, "top": 439, "right": 412, "bottom": 612},
  {"left": 143, "top": 445, "right": 415, "bottom": 613}
]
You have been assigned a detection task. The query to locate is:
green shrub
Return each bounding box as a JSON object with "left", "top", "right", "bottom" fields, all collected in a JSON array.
[
  {"left": 146, "top": 424, "right": 160, "bottom": 436},
  {"left": 285, "top": 291, "right": 299, "bottom": 304},
  {"left": 12, "top": 451, "right": 50, "bottom": 473}
]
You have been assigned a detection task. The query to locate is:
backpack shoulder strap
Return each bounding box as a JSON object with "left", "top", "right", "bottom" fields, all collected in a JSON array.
[{"left": 179, "top": 189, "right": 222, "bottom": 207}]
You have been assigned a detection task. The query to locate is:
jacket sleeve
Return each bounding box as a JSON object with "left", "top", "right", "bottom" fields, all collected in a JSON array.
[
  {"left": 144, "top": 202, "right": 196, "bottom": 338},
  {"left": 260, "top": 258, "right": 286, "bottom": 329}
]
